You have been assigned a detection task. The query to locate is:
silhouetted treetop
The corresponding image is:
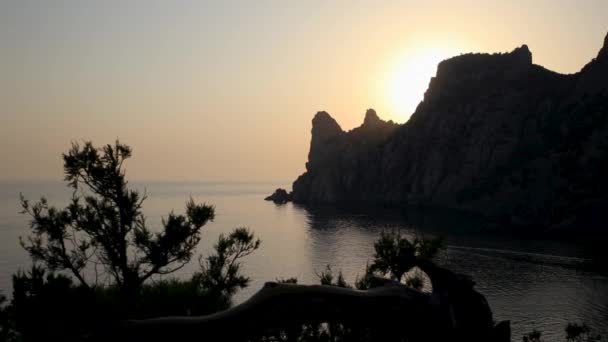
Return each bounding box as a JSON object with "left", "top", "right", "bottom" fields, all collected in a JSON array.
[{"left": 20, "top": 141, "right": 215, "bottom": 307}]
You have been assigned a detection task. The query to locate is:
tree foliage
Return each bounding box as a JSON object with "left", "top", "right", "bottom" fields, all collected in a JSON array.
[
  {"left": 0, "top": 291, "right": 16, "bottom": 342},
  {"left": 566, "top": 322, "right": 603, "bottom": 342},
  {"left": 523, "top": 329, "right": 544, "bottom": 342},
  {"left": 7, "top": 265, "right": 97, "bottom": 342},
  {"left": 522, "top": 323, "right": 604, "bottom": 342},
  {"left": 367, "top": 230, "right": 444, "bottom": 284},
  {"left": 19, "top": 141, "right": 215, "bottom": 302},
  {"left": 317, "top": 265, "right": 350, "bottom": 288},
  {"left": 193, "top": 227, "right": 261, "bottom": 310}
]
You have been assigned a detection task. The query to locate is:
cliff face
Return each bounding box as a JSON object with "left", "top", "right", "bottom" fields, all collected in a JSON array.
[
  {"left": 292, "top": 33, "right": 608, "bottom": 229},
  {"left": 293, "top": 109, "right": 398, "bottom": 202}
]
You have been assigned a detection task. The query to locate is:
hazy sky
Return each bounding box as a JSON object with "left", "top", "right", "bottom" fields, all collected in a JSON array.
[{"left": 1, "top": 0, "right": 607, "bottom": 182}]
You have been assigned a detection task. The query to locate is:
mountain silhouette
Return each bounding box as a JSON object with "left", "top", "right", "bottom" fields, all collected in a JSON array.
[{"left": 289, "top": 33, "right": 608, "bottom": 233}]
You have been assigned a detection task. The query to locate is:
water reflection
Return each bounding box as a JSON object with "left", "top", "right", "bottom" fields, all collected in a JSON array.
[{"left": 298, "top": 204, "right": 608, "bottom": 341}]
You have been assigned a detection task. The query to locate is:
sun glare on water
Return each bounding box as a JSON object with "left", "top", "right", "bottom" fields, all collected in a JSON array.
[{"left": 387, "top": 47, "right": 457, "bottom": 120}]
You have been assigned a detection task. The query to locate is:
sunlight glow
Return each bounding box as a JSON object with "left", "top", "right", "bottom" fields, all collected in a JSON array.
[{"left": 387, "top": 47, "right": 458, "bottom": 120}]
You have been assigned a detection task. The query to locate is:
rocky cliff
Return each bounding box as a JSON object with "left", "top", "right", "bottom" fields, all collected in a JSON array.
[{"left": 290, "top": 33, "right": 608, "bottom": 231}]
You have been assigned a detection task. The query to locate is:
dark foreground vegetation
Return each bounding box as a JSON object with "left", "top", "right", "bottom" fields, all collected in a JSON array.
[
  {"left": 0, "top": 141, "right": 603, "bottom": 341},
  {"left": 0, "top": 141, "right": 261, "bottom": 341}
]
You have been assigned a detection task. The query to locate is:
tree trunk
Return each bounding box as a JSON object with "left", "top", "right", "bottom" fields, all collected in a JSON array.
[
  {"left": 107, "top": 281, "right": 432, "bottom": 341},
  {"left": 99, "top": 263, "right": 510, "bottom": 342}
]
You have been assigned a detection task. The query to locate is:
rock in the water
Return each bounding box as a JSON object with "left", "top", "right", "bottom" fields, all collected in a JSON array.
[{"left": 264, "top": 188, "right": 292, "bottom": 203}]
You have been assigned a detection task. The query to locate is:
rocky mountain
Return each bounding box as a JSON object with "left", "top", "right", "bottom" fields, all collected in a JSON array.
[{"left": 287, "top": 33, "right": 608, "bottom": 231}]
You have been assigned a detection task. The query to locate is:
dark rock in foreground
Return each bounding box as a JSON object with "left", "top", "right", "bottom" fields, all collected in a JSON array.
[
  {"left": 289, "top": 33, "right": 608, "bottom": 233},
  {"left": 264, "top": 188, "right": 292, "bottom": 203}
]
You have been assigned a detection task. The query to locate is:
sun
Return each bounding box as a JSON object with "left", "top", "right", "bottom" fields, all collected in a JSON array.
[{"left": 387, "top": 47, "right": 457, "bottom": 120}]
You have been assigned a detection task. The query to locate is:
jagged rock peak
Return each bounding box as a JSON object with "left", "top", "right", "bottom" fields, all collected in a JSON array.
[
  {"left": 435, "top": 44, "right": 534, "bottom": 79},
  {"left": 311, "top": 111, "right": 343, "bottom": 138},
  {"left": 511, "top": 44, "right": 532, "bottom": 64},
  {"left": 363, "top": 108, "right": 381, "bottom": 126},
  {"left": 597, "top": 32, "right": 608, "bottom": 59}
]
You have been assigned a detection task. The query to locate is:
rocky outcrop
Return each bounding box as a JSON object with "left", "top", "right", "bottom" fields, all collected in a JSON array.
[
  {"left": 576, "top": 32, "right": 608, "bottom": 95},
  {"left": 599, "top": 32, "right": 608, "bottom": 59},
  {"left": 290, "top": 34, "right": 608, "bottom": 232},
  {"left": 292, "top": 109, "right": 398, "bottom": 203},
  {"left": 264, "top": 188, "right": 292, "bottom": 203}
]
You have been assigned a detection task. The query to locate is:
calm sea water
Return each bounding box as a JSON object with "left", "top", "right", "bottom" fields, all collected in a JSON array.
[{"left": 1, "top": 180, "right": 607, "bottom": 340}]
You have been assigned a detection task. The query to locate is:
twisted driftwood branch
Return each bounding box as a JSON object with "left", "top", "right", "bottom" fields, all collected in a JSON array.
[{"left": 104, "top": 263, "right": 510, "bottom": 342}]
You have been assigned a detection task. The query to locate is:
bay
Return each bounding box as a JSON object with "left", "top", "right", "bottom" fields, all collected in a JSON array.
[{"left": 1, "top": 180, "right": 606, "bottom": 341}]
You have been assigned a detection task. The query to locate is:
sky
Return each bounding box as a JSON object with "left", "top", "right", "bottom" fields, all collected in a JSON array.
[{"left": 1, "top": 0, "right": 607, "bottom": 182}]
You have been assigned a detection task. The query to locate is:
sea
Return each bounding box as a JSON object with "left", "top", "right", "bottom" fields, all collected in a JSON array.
[{"left": 1, "top": 180, "right": 607, "bottom": 341}]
